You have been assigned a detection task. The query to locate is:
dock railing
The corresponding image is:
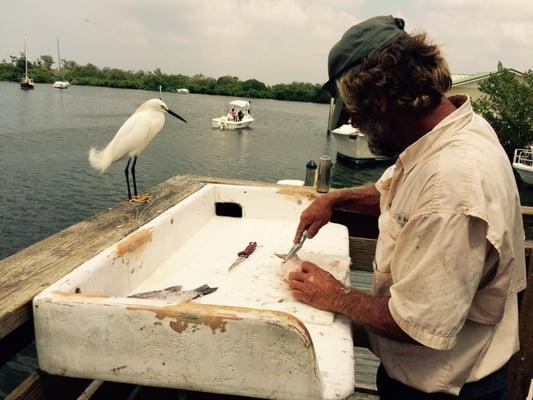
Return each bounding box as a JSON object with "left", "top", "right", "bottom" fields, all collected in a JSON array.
[
  {"left": 514, "top": 148, "right": 533, "bottom": 167},
  {"left": 0, "top": 175, "right": 532, "bottom": 399}
]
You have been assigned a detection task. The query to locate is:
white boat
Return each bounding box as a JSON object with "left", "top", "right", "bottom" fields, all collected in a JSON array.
[
  {"left": 513, "top": 147, "right": 533, "bottom": 185},
  {"left": 212, "top": 100, "right": 254, "bottom": 130},
  {"left": 20, "top": 37, "right": 35, "bottom": 90},
  {"left": 176, "top": 88, "right": 189, "bottom": 94},
  {"left": 53, "top": 38, "right": 70, "bottom": 89},
  {"left": 331, "top": 124, "right": 391, "bottom": 163}
]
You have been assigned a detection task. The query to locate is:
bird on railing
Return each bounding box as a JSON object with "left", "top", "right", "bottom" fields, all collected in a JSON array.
[{"left": 88, "top": 98, "right": 187, "bottom": 202}]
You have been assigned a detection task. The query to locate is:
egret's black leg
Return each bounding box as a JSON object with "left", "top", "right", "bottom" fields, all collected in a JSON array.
[
  {"left": 131, "top": 156, "right": 138, "bottom": 196},
  {"left": 124, "top": 158, "right": 132, "bottom": 200}
]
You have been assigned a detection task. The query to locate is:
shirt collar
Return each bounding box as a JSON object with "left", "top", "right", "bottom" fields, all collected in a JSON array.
[{"left": 396, "top": 95, "right": 473, "bottom": 175}]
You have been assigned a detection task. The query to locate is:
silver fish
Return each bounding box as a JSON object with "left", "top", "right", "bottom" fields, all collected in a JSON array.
[{"left": 128, "top": 284, "right": 217, "bottom": 302}]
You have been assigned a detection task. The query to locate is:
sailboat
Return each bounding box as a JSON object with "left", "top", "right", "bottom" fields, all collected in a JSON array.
[
  {"left": 53, "top": 38, "right": 70, "bottom": 89},
  {"left": 20, "top": 36, "right": 35, "bottom": 90}
]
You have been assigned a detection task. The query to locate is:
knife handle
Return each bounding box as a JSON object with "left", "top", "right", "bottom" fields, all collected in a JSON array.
[{"left": 238, "top": 242, "right": 257, "bottom": 258}]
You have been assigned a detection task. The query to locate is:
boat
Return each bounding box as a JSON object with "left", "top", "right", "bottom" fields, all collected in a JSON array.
[
  {"left": 176, "top": 88, "right": 189, "bottom": 94},
  {"left": 212, "top": 100, "right": 254, "bottom": 130},
  {"left": 20, "top": 37, "right": 35, "bottom": 90},
  {"left": 52, "top": 38, "right": 70, "bottom": 89},
  {"left": 512, "top": 146, "right": 533, "bottom": 185},
  {"left": 331, "top": 124, "right": 392, "bottom": 163}
]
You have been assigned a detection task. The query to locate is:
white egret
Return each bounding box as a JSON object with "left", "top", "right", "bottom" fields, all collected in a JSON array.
[{"left": 88, "top": 98, "right": 187, "bottom": 201}]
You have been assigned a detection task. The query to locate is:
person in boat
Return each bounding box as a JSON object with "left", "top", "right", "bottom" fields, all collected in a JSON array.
[
  {"left": 238, "top": 109, "right": 244, "bottom": 121},
  {"left": 289, "top": 15, "right": 526, "bottom": 400}
]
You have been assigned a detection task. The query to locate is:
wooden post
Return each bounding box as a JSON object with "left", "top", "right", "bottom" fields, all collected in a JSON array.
[
  {"left": 327, "top": 97, "right": 335, "bottom": 135},
  {"left": 506, "top": 246, "right": 533, "bottom": 400}
]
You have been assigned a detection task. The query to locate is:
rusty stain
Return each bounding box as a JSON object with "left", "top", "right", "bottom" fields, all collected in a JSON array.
[
  {"left": 169, "top": 315, "right": 227, "bottom": 334},
  {"left": 115, "top": 228, "right": 153, "bottom": 258},
  {"left": 110, "top": 365, "right": 127, "bottom": 374},
  {"left": 276, "top": 186, "right": 318, "bottom": 202},
  {"left": 53, "top": 291, "right": 111, "bottom": 299},
  {"left": 126, "top": 303, "right": 313, "bottom": 347}
]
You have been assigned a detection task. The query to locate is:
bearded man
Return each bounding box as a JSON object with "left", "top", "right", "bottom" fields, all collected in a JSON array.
[{"left": 289, "top": 16, "right": 526, "bottom": 400}]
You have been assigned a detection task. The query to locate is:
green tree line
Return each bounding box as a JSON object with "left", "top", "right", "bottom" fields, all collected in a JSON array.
[
  {"left": 0, "top": 54, "right": 330, "bottom": 103},
  {"left": 472, "top": 62, "right": 533, "bottom": 162}
]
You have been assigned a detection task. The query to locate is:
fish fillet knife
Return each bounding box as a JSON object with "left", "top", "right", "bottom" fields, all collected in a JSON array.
[{"left": 228, "top": 241, "right": 257, "bottom": 271}]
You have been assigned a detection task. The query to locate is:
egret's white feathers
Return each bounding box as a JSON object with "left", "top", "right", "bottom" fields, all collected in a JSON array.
[
  {"left": 88, "top": 99, "right": 166, "bottom": 172},
  {"left": 88, "top": 146, "right": 113, "bottom": 172}
]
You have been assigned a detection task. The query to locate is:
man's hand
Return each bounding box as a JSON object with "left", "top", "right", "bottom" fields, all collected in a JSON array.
[
  {"left": 294, "top": 196, "right": 335, "bottom": 243},
  {"left": 288, "top": 262, "right": 345, "bottom": 313}
]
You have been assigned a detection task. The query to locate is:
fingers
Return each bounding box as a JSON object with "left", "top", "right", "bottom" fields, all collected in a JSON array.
[
  {"left": 288, "top": 271, "right": 306, "bottom": 282},
  {"left": 300, "top": 261, "right": 317, "bottom": 273},
  {"left": 292, "top": 289, "right": 312, "bottom": 304},
  {"left": 306, "top": 221, "right": 320, "bottom": 239},
  {"left": 288, "top": 280, "right": 305, "bottom": 291},
  {"left": 293, "top": 220, "right": 309, "bottom": 244}
]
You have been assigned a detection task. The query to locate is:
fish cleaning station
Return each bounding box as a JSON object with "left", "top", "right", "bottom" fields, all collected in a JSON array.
[{"left": 1, "top": 175, "right": 532, "bottom": 400}]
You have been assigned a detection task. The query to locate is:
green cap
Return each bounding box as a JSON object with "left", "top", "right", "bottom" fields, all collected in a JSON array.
[{"left": 324, "top": 15, "right": 405, "bottom": 130}]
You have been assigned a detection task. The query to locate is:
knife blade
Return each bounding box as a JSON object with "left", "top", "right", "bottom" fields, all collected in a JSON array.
[{"left": 228, "top": 241, "right": 257, "bottom": 271}]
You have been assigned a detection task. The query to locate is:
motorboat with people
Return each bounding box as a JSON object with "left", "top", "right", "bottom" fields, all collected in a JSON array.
[
  {"left": 331, "top": 124, "right": 391, "bottom": 163},
  {"left": 512, "top": 146, "right": 533, "bottom": 185},
  {"left": 212, "top": 100, "right": 254, "bottom": 130}
]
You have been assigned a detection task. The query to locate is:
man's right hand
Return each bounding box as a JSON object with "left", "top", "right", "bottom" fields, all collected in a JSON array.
[{"left": 294, "top": 195, "right": 335, "bottom": 243}]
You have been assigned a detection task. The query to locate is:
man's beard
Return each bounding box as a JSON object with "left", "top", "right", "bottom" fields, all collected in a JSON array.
[{"left": 358, "top": 117, "right": 402, "bottom": 157}]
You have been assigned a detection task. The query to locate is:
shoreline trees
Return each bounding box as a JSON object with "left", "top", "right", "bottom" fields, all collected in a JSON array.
[{"left": 0, "top": 55, "right": 330, "bottom": 103}]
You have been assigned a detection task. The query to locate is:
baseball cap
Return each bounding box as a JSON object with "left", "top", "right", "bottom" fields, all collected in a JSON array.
[{"left": 324, "top": 15, "right": 405, "bottom": 130}]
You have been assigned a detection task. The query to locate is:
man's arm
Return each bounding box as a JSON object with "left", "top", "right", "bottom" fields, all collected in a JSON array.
[
  {"left": 294, "top": 183, "right": 380, "bottom": 242},
  {"left": 330, "top": 183, "right": 381, "bottom": 215},
  {"left": 288, "top": 262, "right": 415, "bottom": 343}
]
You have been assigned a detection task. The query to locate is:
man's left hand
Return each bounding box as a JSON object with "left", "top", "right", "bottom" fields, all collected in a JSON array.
[{"left": 288, "top": 261, "right": 346, "bottom": 313}]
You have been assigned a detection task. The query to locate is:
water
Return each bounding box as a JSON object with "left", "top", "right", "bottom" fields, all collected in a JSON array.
[{"left": 0, "top": 81, "right": 387, "bottom": 260}]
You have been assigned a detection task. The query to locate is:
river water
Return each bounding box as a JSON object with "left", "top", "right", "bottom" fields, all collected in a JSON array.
[
  {"left": 1, "top": 81, "right": 532, "bottom": 396},
  {"left": 0, "top": 81, "right": 390, "bottom": 260}
]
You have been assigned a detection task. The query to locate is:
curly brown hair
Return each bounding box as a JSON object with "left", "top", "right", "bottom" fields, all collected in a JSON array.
[{"left": 338, "top": 32, "right": 452, "bottom": 124}]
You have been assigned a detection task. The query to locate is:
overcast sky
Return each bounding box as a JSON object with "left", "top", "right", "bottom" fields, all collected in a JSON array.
[{"left": 1, "top": 0, "right": 531, "bottom": 84}]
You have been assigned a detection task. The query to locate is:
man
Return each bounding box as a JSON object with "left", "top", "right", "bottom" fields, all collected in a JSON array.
[{"left": 289, "top": 16, "right": 527, "bottom": 399}]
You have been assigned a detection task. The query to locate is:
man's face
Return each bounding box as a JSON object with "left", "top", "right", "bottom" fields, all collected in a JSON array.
[{"left": 353, "top": 113, "right": 402, "bottom": 157}]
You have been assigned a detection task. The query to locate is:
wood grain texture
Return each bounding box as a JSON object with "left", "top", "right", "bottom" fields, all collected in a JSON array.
[
  {"left": 349, "top": 237, "right": 377, "bottom": 272},
  {"left": 506, "top": 251, "right": 533, "bottom": 400},
  {"left": 5, "top": 372, "right": 44, "bottom": 400}
]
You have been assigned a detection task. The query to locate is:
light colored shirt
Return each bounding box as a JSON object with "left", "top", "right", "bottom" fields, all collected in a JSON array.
[{"left": 369, "top": 96, "right": 527, "bottom": 395}]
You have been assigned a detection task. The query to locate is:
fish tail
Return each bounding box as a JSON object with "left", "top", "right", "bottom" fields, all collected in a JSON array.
[
  {"left": 194, "top": 285, "right": 218, "bottom": 297},
  {"left": 88, "top": 146, "right": 113, "bottom": 172}
]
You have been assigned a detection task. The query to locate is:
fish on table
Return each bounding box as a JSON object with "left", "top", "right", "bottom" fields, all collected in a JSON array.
[{"left": 128, "top": 284, "right": 217, "bottom": 302}]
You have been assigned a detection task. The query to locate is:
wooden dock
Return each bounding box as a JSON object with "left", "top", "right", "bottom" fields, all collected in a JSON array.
[{"left": 0, "top": 175, "right": 531, "bottom": 400}]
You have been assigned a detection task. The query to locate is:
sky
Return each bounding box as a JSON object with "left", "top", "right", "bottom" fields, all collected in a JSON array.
[{"left": 1, "top": 0, "right": 531, "bottom": 84}]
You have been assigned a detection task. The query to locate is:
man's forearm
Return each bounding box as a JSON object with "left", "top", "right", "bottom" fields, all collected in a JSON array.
[
  {"left": 333, "top": 288, "right": 415, "bottom": 343},
  {"left": 329, "top": 184, "right": 381, "bottom": 216}
]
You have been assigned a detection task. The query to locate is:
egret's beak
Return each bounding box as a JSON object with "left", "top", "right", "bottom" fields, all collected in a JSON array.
[{"left": 166, "top": 109, "right": 187, "bottom": 123}]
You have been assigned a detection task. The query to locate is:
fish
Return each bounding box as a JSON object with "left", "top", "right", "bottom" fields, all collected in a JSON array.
[
  {"left": 279, "top": 255, "right": 303, "bottom": 282},
  {"left": 128, "top": 284, "right": 217, "bottom": 302}
]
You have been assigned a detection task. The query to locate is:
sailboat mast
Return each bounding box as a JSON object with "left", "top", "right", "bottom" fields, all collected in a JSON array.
[
  {"left": 57, "top": 37, "right": 62, "bottom": 80},
  {"left": 24, "top": 36, "right": 28, "bottom": 78}
]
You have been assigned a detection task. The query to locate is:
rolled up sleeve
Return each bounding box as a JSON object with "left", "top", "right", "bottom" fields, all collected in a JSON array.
[{"left": 388, "top": 212, "right": 489, "bottom": 350}]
